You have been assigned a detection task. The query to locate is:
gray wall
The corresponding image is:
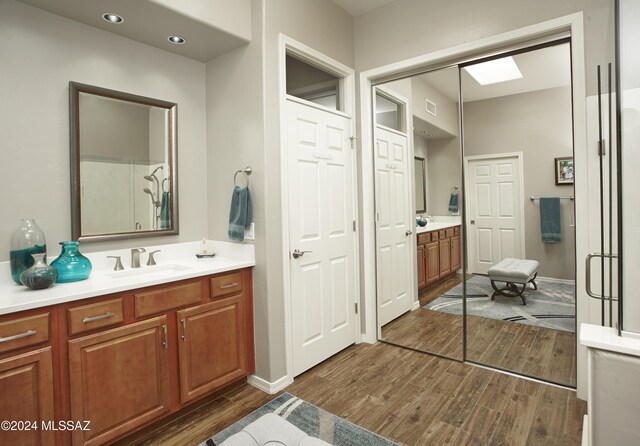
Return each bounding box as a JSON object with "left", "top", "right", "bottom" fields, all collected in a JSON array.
[
  {"left": 0, "top": 0, "right": 207, "bottom": 258},
  {"left": 411, "top": 76, "right": 458, "bottom": 137},
  {"left": 427, "top": 138, "right": 462, "bottom": 216},
  {"left": 464, "top": 87, "right": 575, "bottom": 280}
]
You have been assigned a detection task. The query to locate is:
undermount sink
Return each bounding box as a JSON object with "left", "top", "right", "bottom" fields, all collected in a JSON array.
[{"left": 106, "top": 264, "right": 192, "bottom": 279}]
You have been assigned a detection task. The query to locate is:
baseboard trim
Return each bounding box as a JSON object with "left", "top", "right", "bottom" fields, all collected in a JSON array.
[
  {"left": 247, "top": 374, "right": 293, "bottom": 394},
  {"left": 412, "top": 300, "right": 420, "bottom": 310}
]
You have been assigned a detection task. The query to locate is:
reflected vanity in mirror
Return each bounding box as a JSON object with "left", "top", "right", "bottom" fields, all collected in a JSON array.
[
  {"left": 70, "top": 82, "right": 178, "bottom": 241},
  {"left": 414, "top": 156, "right": 426, "bottom": 213}
]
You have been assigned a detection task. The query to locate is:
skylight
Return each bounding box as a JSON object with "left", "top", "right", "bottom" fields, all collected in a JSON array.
[{"left": 464, "top": 56, "right": 523, "bottom": 86}]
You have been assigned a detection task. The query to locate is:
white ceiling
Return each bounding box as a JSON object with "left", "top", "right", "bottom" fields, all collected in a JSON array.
[
  {"left": 422, "top": 43, "right": 572, "bottom": 103},
  {"left": 18, "top": 0, "right": 249, "bottom": 62},
  {"left": 331, "top": 0, "right": 396, "bottom": 16}
]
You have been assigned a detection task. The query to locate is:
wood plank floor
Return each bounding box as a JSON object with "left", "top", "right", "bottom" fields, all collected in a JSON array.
[
  {"left": 381, "top": 275, "right": 576, "bottom": 387},
  {"left": 123, "top": 342, "right": 586, "bottom": 446}
]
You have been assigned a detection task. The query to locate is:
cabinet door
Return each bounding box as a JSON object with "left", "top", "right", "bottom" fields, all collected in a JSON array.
[
  {"left": 439, "top": 238, "right": 451, "bottom": 276},
  {"left": 0, "top": 348, "right": 55, "bottom": 446},
  {"left": 425, "top": 241, "right": 440, "bottom": 285},
  {"left": 177, "top": 296, "right": 246, "bottom": 405},
  {"left": 68, "top": 316, "right": 170, "bottom": 446},
  {"left": 450, "top": 235, "right": 461, "bottom": 272},
  {"left": 417, "top": 244, "right": 427, "bottom": 289}
]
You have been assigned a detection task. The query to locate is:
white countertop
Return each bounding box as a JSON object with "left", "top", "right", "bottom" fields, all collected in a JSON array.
[
  {"left": 0, "top": 240, "right": 255, "bottom": 316},
  {"left": 580, "top": 323, "right": 640, "bottom": 357}
]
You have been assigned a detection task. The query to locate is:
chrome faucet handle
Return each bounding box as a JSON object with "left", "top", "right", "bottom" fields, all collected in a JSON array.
[
  {"left": 147, "top": 250, "right": 161, "bottom": 266},
  {"left": 107, "top": 256, "right": 124, "bottom": 271},
  {"left": 131, "top": 248, "right": 146, "bottom": 268}
]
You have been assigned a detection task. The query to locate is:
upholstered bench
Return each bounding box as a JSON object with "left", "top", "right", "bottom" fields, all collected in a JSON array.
[
  {"left": 219, "top": 413, "right": 331, "bottom": 446},
  {"left": 487, "top": 258, "right": 540, "bottom": 305}
]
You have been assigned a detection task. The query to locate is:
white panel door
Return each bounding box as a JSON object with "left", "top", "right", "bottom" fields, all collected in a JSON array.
[
  {"left": 467, "top": 155, "right": 523, "bottom": 274},
  {"left": 375, "top": 125, "right": 412, "bottom": 326},
  {"left": 287, "top": 99, "right": 356, "bottom": 376}
]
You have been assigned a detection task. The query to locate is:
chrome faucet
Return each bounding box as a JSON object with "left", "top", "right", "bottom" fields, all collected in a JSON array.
[{"left": 131, "top": 248, "right": 146, "bottom": 268}]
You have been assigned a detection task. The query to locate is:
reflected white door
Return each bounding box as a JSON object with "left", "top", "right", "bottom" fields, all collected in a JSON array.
[
  {"left": 466, "top": 154, "right": 524, "bottom": 274},
  {"left": 375, "top": 125, "right": 413, "bottom": 326},
  {"left": 287, "top": 99, "right": 357, "bottom": 376}
]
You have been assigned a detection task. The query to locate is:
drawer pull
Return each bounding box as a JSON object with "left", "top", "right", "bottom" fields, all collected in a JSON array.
[
  {"left": 181, "top": 319, "right": 187, "bottom": 342},
  {"left": 0, "top": 329, "right": 36, "bottom": 343},
  {"left": 82, "top": 312, "right": 115, "bottom": 324},
  {"left": 219, "top": 282, "right": 239, "bottom": 290}
]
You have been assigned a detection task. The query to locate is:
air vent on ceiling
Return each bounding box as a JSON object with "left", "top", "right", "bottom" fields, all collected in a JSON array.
[{"left": 425, "top": 99, "right": 437, "bottom": 116}]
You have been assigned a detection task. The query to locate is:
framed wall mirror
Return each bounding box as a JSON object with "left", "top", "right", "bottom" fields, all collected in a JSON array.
[
  {"left": 70, "top": 82, "right": 178, "bottom": 241},
  {"left": 414, "top": 156, "right": 427, "bottom": 213}
]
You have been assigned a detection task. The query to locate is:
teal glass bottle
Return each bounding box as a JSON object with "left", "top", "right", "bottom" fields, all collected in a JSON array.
[
  {"left": 51, "top": 241, "right": 92, "bottom": 283},
  {"left": 10, "top": 219, "right": 47, "bottom": 285}
]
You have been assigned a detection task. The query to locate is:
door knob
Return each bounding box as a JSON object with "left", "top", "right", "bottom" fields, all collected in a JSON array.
[
  {"left": 292, "top": 249, "right": 312, "bottom": 259},
  {"left": 405, "top": 230, "right": 413, "bottom": 236}
]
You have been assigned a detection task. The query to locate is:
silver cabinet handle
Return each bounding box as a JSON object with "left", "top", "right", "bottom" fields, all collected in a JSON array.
[
  {"left": 181, "top": 319, "right": 186, "bottom": 342},
  {"left": 292, "top": 249, "right": 312, "bottom": 259},
  {"left": 406, "top": 230, "right": 413, "bottom": 236},
  {"left": 161, "top": 324, "right": 168, "bottom": 349},
  {"left": 82, "top": 312, "right": 114, "bottom": 323},
  {"left": 0, "top": 330, "right": 36, "bottom": 343},
  {"left": 219, "top": 282, "right": 239, "bottom": 289}
]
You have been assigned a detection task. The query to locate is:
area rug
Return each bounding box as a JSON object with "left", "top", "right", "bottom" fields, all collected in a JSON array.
[
  {"left": 200, "top": 392, "right": 399, "bottom": 446},
  {"left": 424, "top": 275, "right": 575, "bottom": 333}
]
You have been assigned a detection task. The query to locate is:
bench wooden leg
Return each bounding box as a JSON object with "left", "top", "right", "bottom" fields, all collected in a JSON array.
[{"left": 490, "top": 279, "right": 527, "bottom": 305}]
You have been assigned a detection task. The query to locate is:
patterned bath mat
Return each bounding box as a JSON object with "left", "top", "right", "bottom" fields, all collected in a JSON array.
[
  {"left": 424, "top": 275, "right": 576, "bottom": 332},
  {"left": 200, "top": 392, "right": 399, "bottom": 446}
]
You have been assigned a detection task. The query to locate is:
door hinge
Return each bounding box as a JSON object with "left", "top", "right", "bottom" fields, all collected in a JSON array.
[
  {"left": 353, "top": 220, "right": 356, "bottom": 232},
  {"left": 355, "top": 303, "right": 358, "bottom": 314},
  {"left": 349, "top": 136, "right": 357, "bottom": 150},
  {"left": 598, "top": 139, "right": 606, "bottom": 156}
]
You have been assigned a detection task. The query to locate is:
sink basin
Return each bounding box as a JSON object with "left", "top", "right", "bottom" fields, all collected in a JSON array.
[{"left": 106, "top": 264, "right": 192, "bottom": 279}]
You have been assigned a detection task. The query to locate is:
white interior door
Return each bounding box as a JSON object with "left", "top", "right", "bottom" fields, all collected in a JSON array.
[
  {"left": 467, "top": 154, "right": 524, "bottom": 274},
  {"left": 287, "top": 98, "right": 357, "bottom": 376},
  {"left": 375, "top": 125, "right": 413, "bottom": 326}
]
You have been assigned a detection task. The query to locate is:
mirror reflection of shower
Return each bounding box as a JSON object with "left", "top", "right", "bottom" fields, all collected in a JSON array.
[{"left": 143, "top": 165, "right": 165, "bottom": 230}]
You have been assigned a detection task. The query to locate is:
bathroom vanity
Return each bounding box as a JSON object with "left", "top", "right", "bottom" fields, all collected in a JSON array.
[
  {"left": 0, "top": 240, "right": 255, "bottom": 446},
  {"left": 416, "top": 223, "right": 461, "bottom": 290}
]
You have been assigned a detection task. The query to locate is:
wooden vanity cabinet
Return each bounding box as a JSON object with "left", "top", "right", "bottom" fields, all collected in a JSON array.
[
  {"left": 0, "top": 309, "right": 56, "bottom": 446},
  {"left": 417, "top": 226, "right": 461, "bottom": 291}
]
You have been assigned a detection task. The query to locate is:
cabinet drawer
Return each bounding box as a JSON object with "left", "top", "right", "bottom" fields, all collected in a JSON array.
[
  {"left": 68, "top": 298, "right": 124, "bottom": 336},
  {"left": 417, "top": 233, "right": 430, "bottom": 245},
  {"left": 454, "top": 226, "right": 460, "bottom": 236},
  {"left": 0, "top": 313, "right": 49, "bottom": 354},
  {"left": 211, "top": 272, "right": 243, "bottom": 299},
  {"left": 438, "top": 230, "right": 446, "bottom": 239},
  {"left": 135, "top": 281, "right": 201, "bottom": 318},
  {"left": 445, "top": 228, "right": 455, "bottom": 238},
  {"left": 430, "top": 230, "right": 439, "bottom": 241}
]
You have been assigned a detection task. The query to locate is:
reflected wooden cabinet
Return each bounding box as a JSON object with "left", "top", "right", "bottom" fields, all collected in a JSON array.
[
  {"left": 418, "top": 225, "right": 461, "bottom": 291},
  {"left": 0, "top": 348, "right": 55, "bottom": 446},
  {"left": 68, "top": 317, "right": 171, "bottom": 446}
]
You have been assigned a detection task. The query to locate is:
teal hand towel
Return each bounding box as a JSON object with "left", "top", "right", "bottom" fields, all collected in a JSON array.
[
  {"left": 540, "top": 197, "right": 561, "bottom": 243},
  {"left": 228, "top": 186, "right": 252, "bottom": 241},
  {"left": 160, "top": 192, "right": 170, "bottom": 229},
  {"left": 448, "top": 190, "right": 459, "bottom": 213}
]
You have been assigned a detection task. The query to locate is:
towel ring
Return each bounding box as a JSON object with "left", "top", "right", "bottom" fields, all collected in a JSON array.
[
  {"left": 162, "top": 178, "right": 170, "bottom": 193},
  {"left": 234, "top": 167, "right": 252, "bottom": 188}
]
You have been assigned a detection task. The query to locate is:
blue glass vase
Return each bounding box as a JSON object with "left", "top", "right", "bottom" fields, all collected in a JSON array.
[
  {"left": 10, "top": 219, "right": 47, "bottom": 285},
  {"left": 51, "top": 241, "right": 92, "bottom": 283}
]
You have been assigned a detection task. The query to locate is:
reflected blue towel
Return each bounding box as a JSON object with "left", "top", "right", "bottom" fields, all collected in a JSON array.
[
  {"left": 228, "top": 186, "right": 252, "bottom": 241},
  {"left": 448, "top": 190, "right": 459, "bottom": 213},
  {"left": 160, "top": 192, "right": 170, "bottom": 229},
  {"left": 540, "top": 197, "right": 561, "bottom": 243}
]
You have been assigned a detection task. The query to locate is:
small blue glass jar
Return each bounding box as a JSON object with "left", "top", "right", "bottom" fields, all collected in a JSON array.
[{"left": 51, "top": 241, "right": 92, "bottom": 283}]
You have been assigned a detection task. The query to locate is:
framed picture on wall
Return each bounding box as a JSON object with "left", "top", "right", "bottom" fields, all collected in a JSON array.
[{"left": 555, "top": 157, "right": 574, "bottom": 185}]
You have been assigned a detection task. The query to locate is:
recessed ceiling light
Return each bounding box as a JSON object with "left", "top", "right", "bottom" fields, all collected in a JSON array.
[
  {"left": 168, "top": 36, "right": 185, "bottom": 45},
  {"left": 102, "top": 13, "right": 123, "bottom": 24},
  {"left": 464, "top": 56, "right": 523, "bottom": 86}
]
